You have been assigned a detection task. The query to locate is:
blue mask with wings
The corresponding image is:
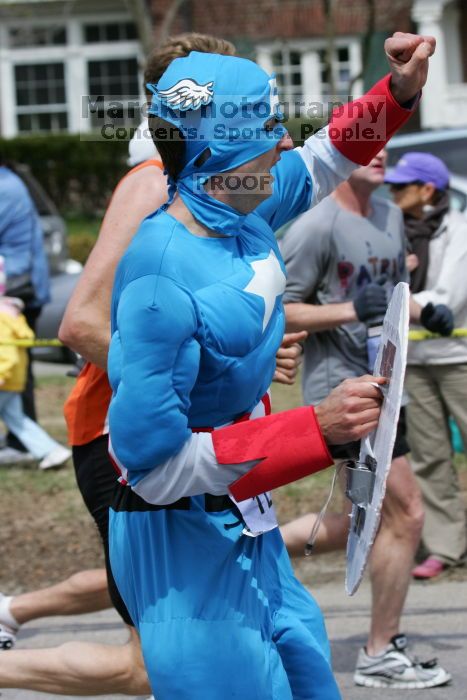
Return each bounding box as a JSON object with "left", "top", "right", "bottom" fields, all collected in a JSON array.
[{"left": 147, "top": 51, "right": 286, "bottom": 236}]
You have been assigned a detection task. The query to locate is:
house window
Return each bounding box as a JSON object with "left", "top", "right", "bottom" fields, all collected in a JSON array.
[
  {"left": 2, "top": 15, "right": 142, "bottom": 137},
  {"left": 257, "top": 40, "right": 361, "bottom": 111},
  {"left": 17, "top": 112, "right": 68, "bottom": 132},
  {"left": 87, "top": 58, "right": 141, "bottom": 129},
  {"left": 14, "top": 63, "right": 68, "bottom": 133},
  {"left": 87, "top": 58, "right": 140, "bottom": 97},
  {"left": 271, "top": 47, "right": 303, "bottom": 97},
  {"left": 8, "top": 25, "right": 67, "bottom": 48},
  {"left": 84, "top": 22, "right": 137, "bottom": 43},
  {"left": 318, "top": 46, "right": 352, "bottom": 95}
]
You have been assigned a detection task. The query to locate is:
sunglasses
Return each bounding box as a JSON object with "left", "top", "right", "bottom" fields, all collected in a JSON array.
[{"left": 389, "top": 180, "right": 425, "bottom": 191}]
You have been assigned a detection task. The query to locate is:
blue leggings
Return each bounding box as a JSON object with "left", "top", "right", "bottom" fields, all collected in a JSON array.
[{"left": 109, "top": 496, "right": 341, "bottom": 700}]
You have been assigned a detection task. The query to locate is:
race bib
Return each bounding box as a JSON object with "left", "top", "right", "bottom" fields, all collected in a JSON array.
[{"left": 230, "top": 491, "right": 278, "bottom": 537}]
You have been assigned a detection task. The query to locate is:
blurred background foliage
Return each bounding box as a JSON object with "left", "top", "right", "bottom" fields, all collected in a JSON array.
[{"left": 0, "top": 134, "right": 128, "bottom": 217}]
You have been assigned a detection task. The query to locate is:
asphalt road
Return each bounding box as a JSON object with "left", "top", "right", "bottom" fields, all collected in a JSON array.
[{"left": 1, "top": 578, "right": 465, "bottom": 700}]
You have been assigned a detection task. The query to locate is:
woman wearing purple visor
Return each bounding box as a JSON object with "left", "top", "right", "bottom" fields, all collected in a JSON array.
[{"left": 387, "top": 152, "right": 467, "bottom": 582}]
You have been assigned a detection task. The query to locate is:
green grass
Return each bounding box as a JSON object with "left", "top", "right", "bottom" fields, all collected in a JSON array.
[{"left": 0, "top": 463, "right": 77, "bottom": 494}]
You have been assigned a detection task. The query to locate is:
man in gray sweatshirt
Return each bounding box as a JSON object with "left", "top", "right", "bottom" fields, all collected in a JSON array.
[{"left": 280, "top": 149, "right": 452, "bottom": 689}]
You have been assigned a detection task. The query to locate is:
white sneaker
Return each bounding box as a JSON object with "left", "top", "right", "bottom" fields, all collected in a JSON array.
[
  {"left": 354, "top": 634, "right": 452, "bottom": 689},
  {"left": 0, "top": 447, "right": 35, "bottom": 466},
  {"left": 38, "top": 445, "right": 72, "bottom": 470},
  {"left": 0, "top": 623, "right": 17, "bottom": 650}
]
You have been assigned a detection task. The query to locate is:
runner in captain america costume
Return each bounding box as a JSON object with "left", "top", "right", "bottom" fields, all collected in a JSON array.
[{"left": 108, "top": 38, "right": 434, "bottom": 700}]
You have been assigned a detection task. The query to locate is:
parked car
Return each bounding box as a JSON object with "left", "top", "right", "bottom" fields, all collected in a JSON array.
[
  {"left": 386, "top": 128, "right": 467, "bottom": 214},
  {"left": 14, "top": 164, "right": 83, "bottom": 362}
]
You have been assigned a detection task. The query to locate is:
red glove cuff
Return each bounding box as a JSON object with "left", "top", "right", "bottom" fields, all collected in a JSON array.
[
  {"left": 212, "top": 406, "right": 333, "bottom": 502},
  {"left": 329, "top": 74, "right": 418, "bottom": 165}
]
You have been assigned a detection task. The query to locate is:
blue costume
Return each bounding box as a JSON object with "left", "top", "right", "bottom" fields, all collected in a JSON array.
[{"left": 107, "top": 52, "right": 415, "bottom": 699}]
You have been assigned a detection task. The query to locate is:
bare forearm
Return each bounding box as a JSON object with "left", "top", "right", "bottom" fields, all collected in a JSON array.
[
  {"left": 59, "top": 164, "right": 168, "bottom": 367},
  {"left": 409, "top": 296, "right": 422, "bottom": 323},
  {"left": 67, "top": 323, "right": 110, "bottom": 369},
  {"left": 285, "top": 301, "right": 357, "bottom": 333},
  {"left": 59, "top": 286, "right": 111, "bottom": 368}
]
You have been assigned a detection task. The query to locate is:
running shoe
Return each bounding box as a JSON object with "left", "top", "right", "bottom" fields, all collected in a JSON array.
[
  {"left": 38, "top": 445, "right": 72, "bottom": 470},
  {"left": 0, "top": 623, "right": 16, "bottom": 650},
  {"left": 354, "top": 634, "right": 452, "bottom": 689}
]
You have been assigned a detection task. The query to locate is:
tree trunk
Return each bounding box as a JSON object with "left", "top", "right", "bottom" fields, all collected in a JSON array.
[
  {"left": 155, "top": 0, "right": 189, "bottom": 46},
  {"left": 126, "top": 0, "right": 155, "bottom": 55},
  {"left": 323, "top": 0, "right": 337, "bottom": 97},
  {"left": 348, "top": 0, "right": 376, "bottom": 95}
]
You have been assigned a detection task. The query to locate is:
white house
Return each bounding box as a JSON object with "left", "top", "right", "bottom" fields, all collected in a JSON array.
[
  {"left": 0, "top": 0, "right": 144, "bottom": 137},
  {"left": 412, "top": 0, "right": 467, "bottom": 128}
]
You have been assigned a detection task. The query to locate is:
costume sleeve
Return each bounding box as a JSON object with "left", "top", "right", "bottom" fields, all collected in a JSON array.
[
  {"left": 259, "top": 75, "right": 418, "bottom": 230},
  {"left": 108, "top": 273, "right": 258, "bottom": 504},
  {"left": 299, "top": 75, "right": 418, "bottom": 207},
  {"left": 212, "top": 406, "right": 333, "bottom": 502},
  {"left": 108, "top": 274, "right": 199, "bottom": 472},
  {"left": 411, "top": 215, "right": 467, "bottom": 315}
]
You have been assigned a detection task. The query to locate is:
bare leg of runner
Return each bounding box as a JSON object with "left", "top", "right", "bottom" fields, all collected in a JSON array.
[
  {"left": 5, "top": 570, "right": 110, "bottom": 626},
  {"left": 281, "top": 455, "right": 424, "bottom": 654},
  {"left": 366, "top": 456, "right": 424, "bottom": 654},
  {"left": 280, "top": 511, "right": 348, "bottom": 556},
  {"left": 0, "top": 625, "right": 151, "bottom": 696}
]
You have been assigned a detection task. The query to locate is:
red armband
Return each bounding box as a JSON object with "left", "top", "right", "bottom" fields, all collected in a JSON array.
[
  {"left": 212, "top": 406, "right": 333, "bottom": 502},
  {"left": 329, "top": 74, "right": 418, "bottom": 165}
]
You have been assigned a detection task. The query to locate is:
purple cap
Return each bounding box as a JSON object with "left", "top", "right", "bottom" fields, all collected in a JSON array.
[{"left": 385, "top": 152, "right": 450, "bottom": 190}]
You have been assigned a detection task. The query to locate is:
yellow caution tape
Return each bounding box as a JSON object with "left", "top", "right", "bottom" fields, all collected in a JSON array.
[
  {"left": 409, "top": 328, "right": 467, "bottom": 341},
  {"left": 0, "top": 338, "right": 63, "bottom": 348},
  {"left": 4, "top": 331, "right": 467, "bottom": 346}
]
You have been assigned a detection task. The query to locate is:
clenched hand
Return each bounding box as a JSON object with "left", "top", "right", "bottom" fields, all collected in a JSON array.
[
  {"left": 274, "top": 331, "right": 307, "bottom": 385},
  {"left": 385, "top": 32, "right": 436, "bottom": 105},
  {"left": 315, "top": 375, "right": 385, "bottom": 445}
]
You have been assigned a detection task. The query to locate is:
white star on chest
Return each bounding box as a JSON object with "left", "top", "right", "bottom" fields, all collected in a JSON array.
[{"left": 243, "top": 250, "right": 286, "bottom": 331}]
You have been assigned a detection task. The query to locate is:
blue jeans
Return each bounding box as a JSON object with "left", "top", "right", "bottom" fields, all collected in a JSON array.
[{"left": 0, "top": 391, "right": 59, "bottom": 458}]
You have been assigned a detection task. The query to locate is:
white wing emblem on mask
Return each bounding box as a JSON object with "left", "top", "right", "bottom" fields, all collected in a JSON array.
[{"left": 158, "top": 79, "right": 214, "bottom": 111}]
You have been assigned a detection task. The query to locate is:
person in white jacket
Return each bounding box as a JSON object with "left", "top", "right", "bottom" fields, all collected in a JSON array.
[{"left": 387, "top": 152, "right": 467, "bottom": 579}]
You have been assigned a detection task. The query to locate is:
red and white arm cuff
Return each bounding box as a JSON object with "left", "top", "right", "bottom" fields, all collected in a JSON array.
[
  {"left": 212, "top": 406, "right": 333, "bottom": 502},
  {"left": 329, "top": 74, "right": 419, "bottom": 165}
]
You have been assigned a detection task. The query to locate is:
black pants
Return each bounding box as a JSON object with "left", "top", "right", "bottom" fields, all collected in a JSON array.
[{"left": 73, "top": 435, "right": 134, "bottom": 626}]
